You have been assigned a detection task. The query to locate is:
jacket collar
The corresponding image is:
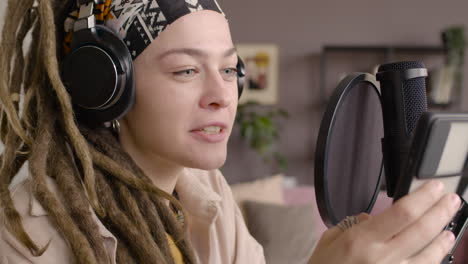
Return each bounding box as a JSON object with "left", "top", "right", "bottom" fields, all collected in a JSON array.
[
  {"left": 175, "top": 168, "right": 222, "bottom": 223},
  {"left": 28, "top": 168, "right": 223, "bottom": 225},
  {"left": 27, "top": 177, "right": 116, "bottom": 241},
  {"left": 25, "top": 168, "right": 223, "bottom": 264}
]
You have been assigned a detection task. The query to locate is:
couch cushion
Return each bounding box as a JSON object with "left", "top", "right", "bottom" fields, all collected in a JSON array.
[
  {"left": 230, "top": 174, "right": 284, "bottom": 217},
  {"left": 243, "top": 200, "right": 317, "bottom": 264}
]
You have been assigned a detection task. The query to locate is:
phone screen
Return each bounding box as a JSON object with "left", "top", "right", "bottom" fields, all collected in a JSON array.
[
  {"left": 419, "top": 121, "right": 468, "bottom": 178},
  {"left": 407, "top": 121, "right": 468, "bottom": 195}
]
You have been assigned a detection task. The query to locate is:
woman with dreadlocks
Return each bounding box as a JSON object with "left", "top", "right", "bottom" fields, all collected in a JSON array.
[{"left": 0, "top": 0, "right": 461, "bottom": 263}]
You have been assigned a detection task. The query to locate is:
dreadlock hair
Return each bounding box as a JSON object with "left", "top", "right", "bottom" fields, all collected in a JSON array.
[{"left": 0, "top": 0, "right": 197, "bottom": 263}]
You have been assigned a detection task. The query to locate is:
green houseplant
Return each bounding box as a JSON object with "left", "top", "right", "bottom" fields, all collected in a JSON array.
[
  {"left": 235, "top": 101, "right": 289, "bottom": 170},
  {"left": 442, "top": 26, "right": 466, "bottom": 106}
]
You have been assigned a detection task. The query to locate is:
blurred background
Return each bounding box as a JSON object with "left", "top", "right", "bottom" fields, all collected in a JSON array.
[
  {"left": 2, "top": 1, "right": 468, "bottom": 263},
  {"left": 218, "top": 0, "right": 468, "bottom": 185}
]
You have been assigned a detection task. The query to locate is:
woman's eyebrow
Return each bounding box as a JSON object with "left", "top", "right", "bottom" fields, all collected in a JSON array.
[{"left": 157, "top": 47, "right": 237, "bottom": 61}]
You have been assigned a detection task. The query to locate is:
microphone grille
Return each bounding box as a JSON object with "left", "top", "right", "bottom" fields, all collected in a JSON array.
[
  {"left": 378, "top": 61, "right": 428, "bottom": 134},
  {"left": 378, "top": 61, "right": 425, "bottom": 72},
  {"left": 403, "top": 78, "right": 428, "bottom": 133}
]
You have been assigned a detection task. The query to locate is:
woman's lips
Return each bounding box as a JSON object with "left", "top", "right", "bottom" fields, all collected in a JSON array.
[
  {"left": 190, "top": 123, "right": 228, "bottom": 143},
  {"left": 190, "top": 129, "right": 227, "bottom": 143}
]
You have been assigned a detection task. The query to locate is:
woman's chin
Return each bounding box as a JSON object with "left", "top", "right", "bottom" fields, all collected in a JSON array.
[{"left": 187, "top": 155, "right": 227, "bottom": 171}]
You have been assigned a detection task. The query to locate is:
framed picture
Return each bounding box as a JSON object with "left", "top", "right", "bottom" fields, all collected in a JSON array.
[{"left": 236, "top": 44, "right": 279, "bottom": 104}]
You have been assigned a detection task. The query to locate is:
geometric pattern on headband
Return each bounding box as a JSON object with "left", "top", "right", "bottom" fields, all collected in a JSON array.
[{"left": 64, "top": 0, "right": 224, "bottom": 60}]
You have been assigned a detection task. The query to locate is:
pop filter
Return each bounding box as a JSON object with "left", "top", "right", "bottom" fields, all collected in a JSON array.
[{"left": 315, "top": 73, "right": 384, "bottom": 227}]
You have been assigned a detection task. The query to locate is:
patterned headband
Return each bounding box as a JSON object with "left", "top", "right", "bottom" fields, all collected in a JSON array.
[{"left": 64, "top": 0, "right": 225, "bottom": 59}]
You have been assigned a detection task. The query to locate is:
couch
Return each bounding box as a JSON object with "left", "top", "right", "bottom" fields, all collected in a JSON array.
[{"left": 230, "top": 175, "right": 468, "bottom": 264}]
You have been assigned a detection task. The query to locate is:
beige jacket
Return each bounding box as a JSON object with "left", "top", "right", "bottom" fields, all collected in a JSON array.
[{"left": 0, "top": 168, "right": 265, "bottom": 264}]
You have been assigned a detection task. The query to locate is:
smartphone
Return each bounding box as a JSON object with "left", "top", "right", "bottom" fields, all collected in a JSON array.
[{"left": 393, "top": 112, "right": 468, "bottom": 263}]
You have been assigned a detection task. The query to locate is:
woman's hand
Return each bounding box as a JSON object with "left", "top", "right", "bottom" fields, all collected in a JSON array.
[{"left": 308, "top": 180, "right": 461, "bottom": 264}]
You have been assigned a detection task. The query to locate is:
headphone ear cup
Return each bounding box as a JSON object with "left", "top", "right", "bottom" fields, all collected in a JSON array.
[
  {"left": 236, "top": 56, "right": 245, "bottom": 99},
  {"left": 62, "top": 25, "right": 135, "bottom": 126}
]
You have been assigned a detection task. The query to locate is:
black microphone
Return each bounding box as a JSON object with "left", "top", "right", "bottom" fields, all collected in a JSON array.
[{"left": 376, "top": 61, "right": 428, "bottom": 197}]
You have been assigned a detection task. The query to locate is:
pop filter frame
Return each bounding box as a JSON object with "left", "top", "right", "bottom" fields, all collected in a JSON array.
[{"left": 315, "top": 72, "right": 384, "bottom": 227}]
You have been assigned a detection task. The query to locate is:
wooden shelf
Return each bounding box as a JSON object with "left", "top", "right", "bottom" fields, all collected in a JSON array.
[
  {"left": 322, "top": 45, "right": 446, "bottom": 53},
  {"left": 319, "top": 44, "right": 447, "bottom": 105}
]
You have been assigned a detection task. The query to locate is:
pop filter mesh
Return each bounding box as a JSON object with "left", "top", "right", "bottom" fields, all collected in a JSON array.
[{"left": 326, "top": 82, "right": 383, "bottom": 222}]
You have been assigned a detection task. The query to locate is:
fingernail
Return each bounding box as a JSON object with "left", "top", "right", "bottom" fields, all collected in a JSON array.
[
  {"left": 445, "top": 231, "right": 455, "bottom": 243},
  {"left": 451, "top": 194, "right": 461, "bottom": 208}
]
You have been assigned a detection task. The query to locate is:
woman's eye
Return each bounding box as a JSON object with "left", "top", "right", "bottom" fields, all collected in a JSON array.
[
  {"left": 173, "top": 69, "right": 197, "bottom": 77},
  {"left": 221, "top": 68, "right": 238, "bottom": 80}
]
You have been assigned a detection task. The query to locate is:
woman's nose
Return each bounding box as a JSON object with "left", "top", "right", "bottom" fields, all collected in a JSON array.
[{"left": 199, "top": 71, "right": 234, "bottom": 110}]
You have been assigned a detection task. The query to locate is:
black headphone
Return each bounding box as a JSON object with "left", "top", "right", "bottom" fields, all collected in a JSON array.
[{"left": 62, "top": 0, "right": 245, "bottom": 126}]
